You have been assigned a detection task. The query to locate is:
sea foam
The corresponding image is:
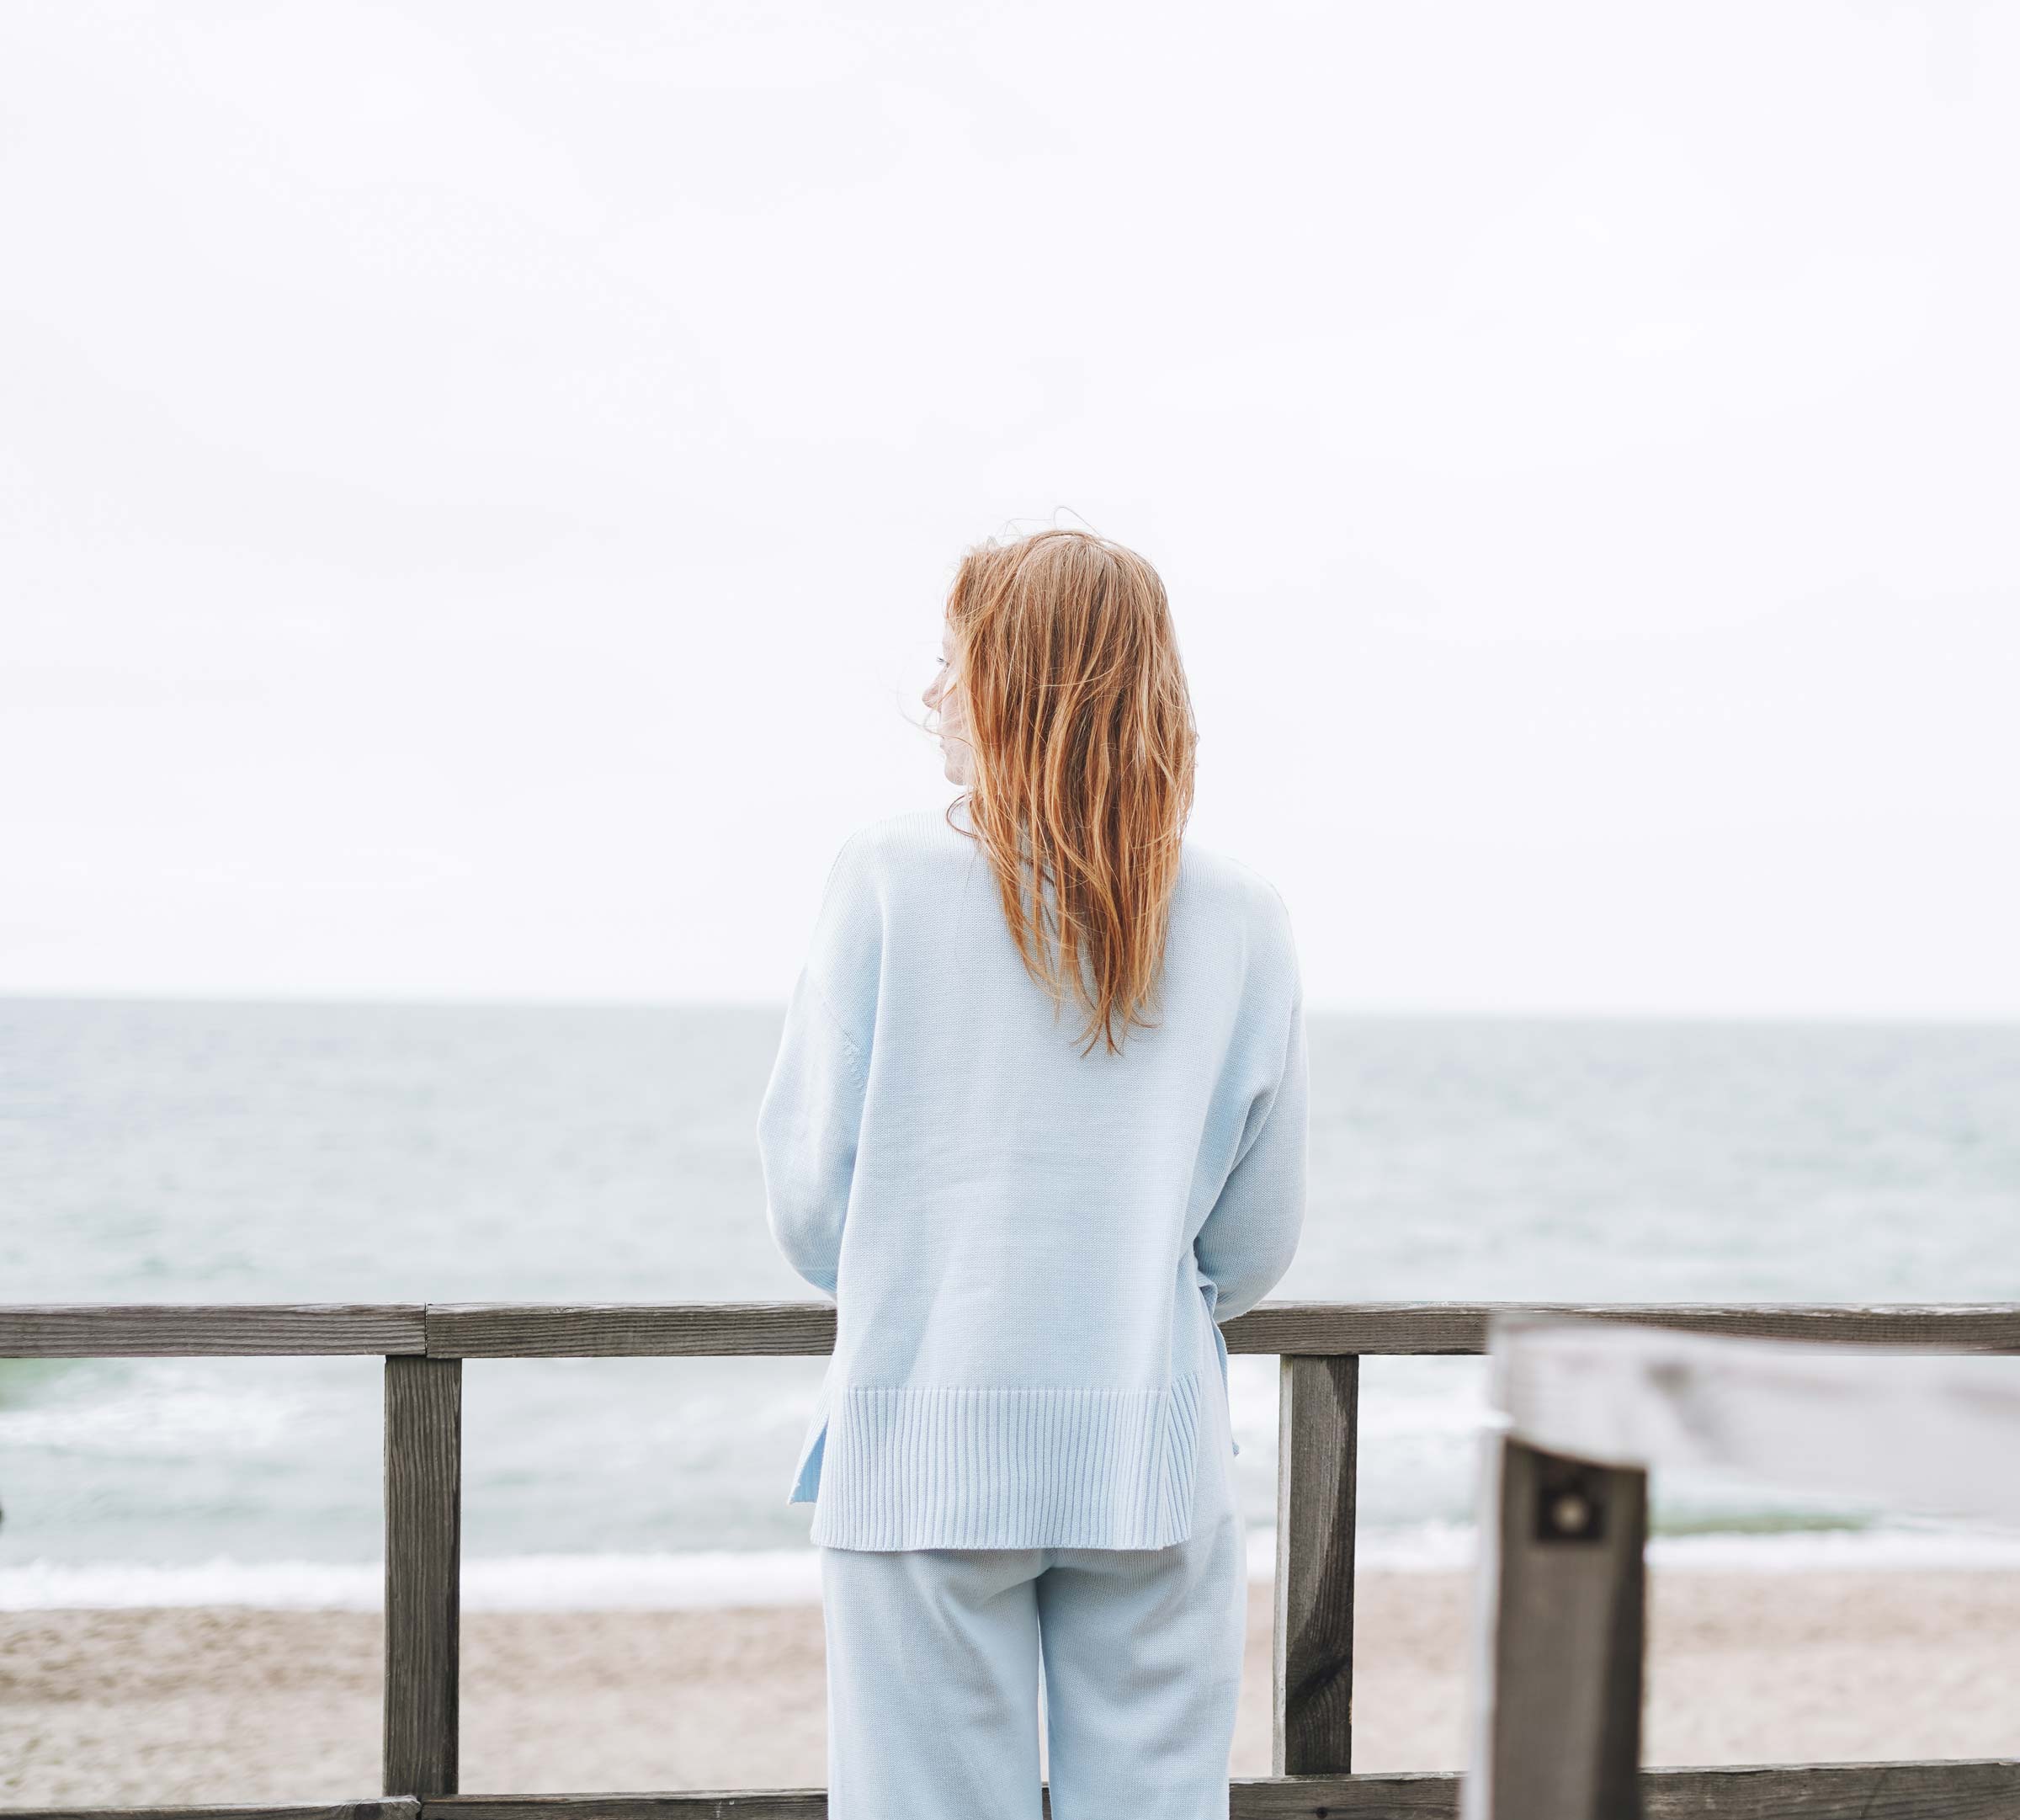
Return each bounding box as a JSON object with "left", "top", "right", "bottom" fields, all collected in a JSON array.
[{"left": 5, "top": 1522, "right": 2019, "bottom": 1611}]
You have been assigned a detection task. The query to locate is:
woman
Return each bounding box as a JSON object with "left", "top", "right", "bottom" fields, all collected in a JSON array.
[{"left": 756, "top": 525, "right": 1308, "bottom": 1820}]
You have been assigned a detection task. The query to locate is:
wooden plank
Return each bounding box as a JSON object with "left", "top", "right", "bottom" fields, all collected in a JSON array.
[
  {"left": 427, "top": 1804, "right": 831, "bottom": 1820},
  {"left": 1635, "top": 1761, "right": 2020, "bottom": 1818},
  {"left": 429, "top": 1301, "right": 2020, "bottom": 1360},
  {"left": 1236, "top": 1776, "right": 1459, "bottom": 1817},
  {"left": 1490, "top": 1313, "right": 2020, "bottom": 1527},
  {"left": 1465, "top": 1437, "right": 1648, "bottom": 1820},
  {"left": 8, "top": 1777, "right": 2010, "bottom": 1820},
  {"left": 1, "top": 1807, "right": 419, "bottom": 1820},
  {"left": 384, "top": 1357, "right": 462, "bottom": 1797},
  {"left": 417, "top": 1760, "right": 2020, "bottom": 1818},
  {"left": 1225, "top": 1301, "right": 2020, "bottom": 1357},
  {"left": 425, "top": 1302, "right": 836, "bottom": 1358},
  {"left": 1273, "top": 1354, "right": 1358, "bottom": 1775},
  {"left": 0, "top": 1304, "right": 426, "bottom": 1357},
  {"left": 3, "top": 1300, "right": 2014, "bottom": 1360}
]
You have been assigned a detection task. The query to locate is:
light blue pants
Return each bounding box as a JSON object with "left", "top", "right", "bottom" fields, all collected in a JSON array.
[{"left": 818, "top": 1349, "right": 1248, "bottom": 1820}]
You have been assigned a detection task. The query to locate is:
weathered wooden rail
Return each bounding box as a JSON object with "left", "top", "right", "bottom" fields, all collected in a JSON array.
[
  {"left": 1468, "top": 1317, "right": 2020, "bottom": 1820},
  {"left": 3, "top": 1300, "right": 2018, "bottom": 1819}
]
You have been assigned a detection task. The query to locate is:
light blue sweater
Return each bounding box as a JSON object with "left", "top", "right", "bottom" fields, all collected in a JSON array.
[{"left": 757, "top": 796, "right": 1307, "bottom": 1551}]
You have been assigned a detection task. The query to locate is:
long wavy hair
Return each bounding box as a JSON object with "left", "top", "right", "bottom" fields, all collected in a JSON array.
[{"left": 938, "top": 526, "right": 1198, "bottom": 1058}]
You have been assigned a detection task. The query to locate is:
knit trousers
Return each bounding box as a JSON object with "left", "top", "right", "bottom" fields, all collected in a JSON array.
[{"left": 817, "top": 1342, "right": 1248, "bottom": 1820}]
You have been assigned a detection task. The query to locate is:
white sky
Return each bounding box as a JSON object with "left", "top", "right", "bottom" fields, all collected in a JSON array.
[{"left": 3, "top": 2, "right": 2016, "bottom": 1020}]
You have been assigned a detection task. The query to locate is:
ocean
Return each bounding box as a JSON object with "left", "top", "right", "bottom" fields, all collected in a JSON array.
[{"left": 3, "top": 996, "right": 2017, "bottom": 1609}]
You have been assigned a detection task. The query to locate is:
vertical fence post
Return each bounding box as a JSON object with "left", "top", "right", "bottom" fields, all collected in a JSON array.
[
  {"left": 384, "top": 1354, "right": 462, "bottom": 1797},
  {"left": 1273, "top": 1352, "right": 1359, "bottom": 1775},
  {"left": 1468, "top": 1436, "right": 1646, "bottom": 1820}
]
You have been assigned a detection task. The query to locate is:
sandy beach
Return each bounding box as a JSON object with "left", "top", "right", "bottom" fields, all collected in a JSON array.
[{"left": 3, "top": 1568, "right": 2016, "bottom": 1805}]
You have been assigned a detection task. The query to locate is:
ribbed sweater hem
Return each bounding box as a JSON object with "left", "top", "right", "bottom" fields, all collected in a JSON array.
[{"left": 804, "top": 1368, "right": 1206, "bottom": 1551}]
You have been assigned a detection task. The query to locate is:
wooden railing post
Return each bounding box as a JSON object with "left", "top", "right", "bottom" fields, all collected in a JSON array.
[
  {"left": 1272, "top": 1352, "right": 1358, "bottom": 1775},
  {"left": 384, "top": 1354, "right": 462, "bottom": 1797},
  {"left": 1467, "top": 1436, "right": 1647, "bottom": 1820}
]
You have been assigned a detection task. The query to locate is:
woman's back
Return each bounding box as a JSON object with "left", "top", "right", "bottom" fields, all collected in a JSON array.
[
  {"left": 758, "top": 792, "right": 1307, "bottom": 1551},
  {"left": 762, "top": 524, "right": 1304, "bottom": 1818}
]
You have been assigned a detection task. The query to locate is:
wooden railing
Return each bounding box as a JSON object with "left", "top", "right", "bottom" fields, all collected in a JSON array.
[
  {"left": 1470, "top": 1317, "right": 2020, "bottom": 1820},
  {"left": 4, "top": 1300, "right": 2019, "bottom": 1819}
]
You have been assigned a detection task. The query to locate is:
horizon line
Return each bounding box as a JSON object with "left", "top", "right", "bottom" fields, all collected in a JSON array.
[{"left": 1, "top": 986, "right": 2014, "bottom": 1031}]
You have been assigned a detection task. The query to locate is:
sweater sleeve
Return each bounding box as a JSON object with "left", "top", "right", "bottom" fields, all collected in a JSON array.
[
  {"left": 756, "top": 835, "right": 880, "bottom": 1299},
  {"left": 1193, "top": 980, "right": 1308, "bottom": 1325}
]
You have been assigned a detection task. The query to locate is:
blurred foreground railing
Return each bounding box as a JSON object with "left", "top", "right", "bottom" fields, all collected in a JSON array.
[
  {"left": 1466, "top": 1316, "right": 2020, "bottom": 1820},
  {"left": 3, "top": 1299, "right": 2019, "bottom": 1819}
]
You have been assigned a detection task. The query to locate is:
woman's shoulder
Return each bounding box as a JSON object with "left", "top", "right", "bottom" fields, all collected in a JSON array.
[
  {"left": 1177, "top": 834, "right": 1294, "bottom": 936},
  {"left": 805, "top": 803, "right": 981, "bottom": 920},
  {"left": 1176, "top": 838, "right": 1301, "bottom": 1011},
  {"left": 827, "top": 801, "right": 977, "bottom": 880}
]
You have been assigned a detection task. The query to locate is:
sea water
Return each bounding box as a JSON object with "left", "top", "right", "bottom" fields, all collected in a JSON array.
[{"left": 2, "top": 997, "right": 2015, "bottom": 1608}]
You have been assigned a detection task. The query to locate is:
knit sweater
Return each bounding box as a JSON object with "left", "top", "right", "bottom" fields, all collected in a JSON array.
[{"left": 756, "top": 796, "right": 1308, "bottom": 1551}]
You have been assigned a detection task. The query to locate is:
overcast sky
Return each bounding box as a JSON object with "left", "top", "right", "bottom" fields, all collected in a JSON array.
[{"left": 3, "top": 2, "right": 2015, "bottom": 1020}]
